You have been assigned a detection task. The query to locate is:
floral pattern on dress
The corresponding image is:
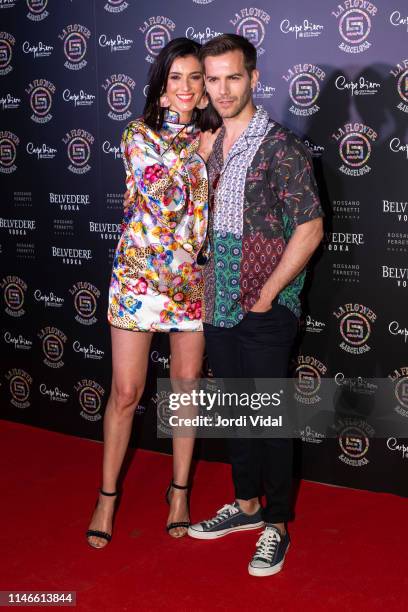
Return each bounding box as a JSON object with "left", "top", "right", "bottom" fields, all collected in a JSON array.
[{"left": 108, "top": 110, "right": 209, "bottom": 332}]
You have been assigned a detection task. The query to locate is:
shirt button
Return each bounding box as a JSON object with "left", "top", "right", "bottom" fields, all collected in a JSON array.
[{"left": 183, "top": 242, "right": 193, "bottom": 252}]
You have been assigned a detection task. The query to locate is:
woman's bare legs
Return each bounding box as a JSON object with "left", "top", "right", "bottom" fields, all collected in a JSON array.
[
  {"left": 87, "top": 326, "right": 153, "bottom": 548},
  {"left": 167, "top": 331, "right": 205, "bottom": 537}
]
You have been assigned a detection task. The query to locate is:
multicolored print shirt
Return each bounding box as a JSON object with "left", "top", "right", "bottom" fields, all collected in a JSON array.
[
  {"left": 203, "top": 105, "right": 323, "bottom": 328},
  {"left": 108, "top": 110, "right": 209, "bottom": 332}
]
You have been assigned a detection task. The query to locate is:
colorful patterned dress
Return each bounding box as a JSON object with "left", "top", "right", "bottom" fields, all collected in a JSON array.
[{"left": 108, "top": 110, "right": 209, "bottom": 332}]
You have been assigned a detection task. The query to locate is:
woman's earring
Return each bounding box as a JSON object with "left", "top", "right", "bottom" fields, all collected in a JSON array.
[{"left": 160, "top": 94, "right": 170, "bottom": 108}]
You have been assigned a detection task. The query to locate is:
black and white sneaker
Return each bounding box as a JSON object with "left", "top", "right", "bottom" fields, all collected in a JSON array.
[
  {"left": 248, "top": 525, "right": 290, "bottom": 577},
  {"left": 188, "top": 501, "right": 264, "bottom": 540}
]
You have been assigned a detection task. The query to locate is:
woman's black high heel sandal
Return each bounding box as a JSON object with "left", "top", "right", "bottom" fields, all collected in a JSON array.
[
  {"left": 86, "top": 488, "right": 118, "bottom": 548},
  {"left": 165, "top": 480, "right": 190, "bottom": 535}
]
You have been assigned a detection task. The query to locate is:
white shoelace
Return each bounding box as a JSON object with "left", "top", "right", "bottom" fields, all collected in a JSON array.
[
  {"left": 203, "top": 503, "right": 239, "bottom": 527},
  {"left": 254, "top": 527, "right": 281, "bottom": 561}
]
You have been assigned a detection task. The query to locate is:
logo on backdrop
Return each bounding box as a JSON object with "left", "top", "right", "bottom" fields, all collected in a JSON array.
[
  {"left": 390, "top": 59, "right": 408, "bottom": 114},
  {"left": 34, "top": 288, "right": 64, "bottom": 308},
  {"left": 324, "top": 231, "right": 364, "bottom": 252},
  {"left": 39, "top": 383, "right": 70, "bottom": 404},
  {"left": 302, "top": 314, "right": 326, "bottom": 334},
  {"left": 335, "top": 372, "right": 377, "bottom": 395},
  {"left": 389, "top": 137, "right": 408, "bottom": 161},
  {"left": 153, "top": 390, "right": 173, "bottom": 436},
  {"left": 382, "top": 199, "right": 408, "bottom": 223},
  {"left": 6, "top": 369, "right": 32, "bottom": 409},
  {"left": 51, "top": 246, "right": 93, "bottom": 266},
  {"left": 139, "top": 16, "right": 176, "bottom": 63},
  {"left": 382, "top": 266, "right": 408, "bottom": 288},
  {"left": 192, "top": 0, "right": 216, "bottom": 4},
  {"left": 0, "top": 0, "right": 18, "bottom": 8},
  {"left": 331, "top": 1, "right": 377, "bottom": 53},
  {"left": 59, "top": 24, "right": 90, "bottom": 71},
  {"left": 388, "top": 367, "right": 408, "bottom": 418},
  {"left": 1, "top": 275, "right": 26, "bottom": 317},
  {"left": 26, "top": 79, "right": 55, "bottom": 124},
  {"left": 282, "top": 64, "right": 325, "bottom": 117},
  {"left": 253, "top": 80, "right": 275, "bottom": 100},
  {"left": 0, "top": 32, "right": 15, "bottom": 76},
  {"left": 38, "top": 326, "right": 67, "bottom": 368},
  {"left": 294, "top": 355, "right": 327, "bottom": 405},
  {"left": 337, "top": 419, "right": 373, "bottom": 467},
  {"left": 389, "top": 10, "right": 408, "bottom": 32},
  {"left": 22, "top": 40, "right": 53, "bottom": 59},
  {"left": 62, "top": 129, "right": 94, "bottom": 174},
  {"left": 69, "top": 282, "right": 100, "bottom": 325},
  {"left": 26, "top": 142, "right": 57, "bottom": 161},
  {"left": 335, "top": 73, "right": 380, "bottom": 96},
  {"left": 230, "top": 7, "right": 271, "bottom": 56},
  {"left": 280, "top": 18, "right": 324, "bottom": 39},
  {"left": 102, "top": 74, "right": 134, "bottom": 121},
  {"left": 102, "top": 140, "right": 121, "bottom": 160},
  {"left": 332, "top": 122, "right": 377, "bottom": 176},
  {"left": 98, "top": 33, "right": 133, "bottom": 53},
  {"left": 0, "top": 217, "right": 36, "bottom": 236},
  {"left": 76, "top": 379, "right": 104, "bottom": 422},
  {"left": 62, "top": 88, "right": 96, "bottom": 108},
  {"left": 104, "top": 0, "right": 129, "bottom": 13},
  {"left": 389, "top": 320, "right": 408, "bottom": 344},
  {"left": 49, "top": 192, "right": 90, "bottom": 212},
  {"left": 387, "top": 438, "right": 408, "bottom": 459},
  {"left": 333, "top": 303, "right": 377, "bottom": 354},
  {"left": 0, "top": 93, "right": 21, "bottom": 110},
  {"left": 4, "top": 330, "right": 32, "bottom": 351},
  {"left": 26, "top": 0, "right": 49, "bottom": 21},
  {"left": 185, "top": 26, "right": 223, "bottom": 44},
  {"left": 73, "top": 340, "right": 105, "bottom": 360},
  {"left": 89, "top": 221, "right": 121, "bottom": 241}
]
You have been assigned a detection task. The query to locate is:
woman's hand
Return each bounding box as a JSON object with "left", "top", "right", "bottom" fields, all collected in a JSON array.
[{"left": 197, "top": 128, "right": 221, "bottom": 162}]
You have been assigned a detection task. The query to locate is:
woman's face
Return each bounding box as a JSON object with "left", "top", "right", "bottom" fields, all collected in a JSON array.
[{"left": 163, "top": 54, "right": 205, "bottom": 122}]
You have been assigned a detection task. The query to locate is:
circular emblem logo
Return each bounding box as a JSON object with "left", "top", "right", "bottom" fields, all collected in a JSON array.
[
  {"left": 107, "top": 83, "right": 131, "bottom": 113},
  {"left": 10, "top": 375, "right": 30, "bottom": 403},
  {"left": 0, "top": 138, "right": 17, "bottom": 169},
  {"left": 74, "top": 289, "right": 97, "bottom": 319},
  {"left": 295, "top": 364, "right": 321, "bottom": 396},
  {"left": 339, "top": 426, "right": 369, "bottom": 459},
  {"left": 68, "top": 137, "right": 90, "bottom": 168},
  {"left": 339, "top": 133, "right": 371, "bottom": 168},
  {"left": 397, "top": 70, "right": 408, "bottom": 104},
  {"left": 155, "top": 391, "right": 173, "bottom": 436},
  {"left": 339, "top": 9, "right": 371, "bottom": 44},
  {"left": 339, "top": 313, "right": 371, "bottom": 346},
  {"left": 4, "top": 283, "right": 24, "bottom": 311},
  {"left": 395, "top": 376, "right": 408, "bottom": 409},
  {"left": 30, "top": 86, "right": 52, "bottom": 117},
  {"left": 78, "top": 386, "right": 101, "bottom": 415},
  {"left": 236, "top": 18, "right": 265, "bottom": 48},
  {"left": 0, "top": 39, "right": 12, "bottom": 70},
  {"left": 290, "top": 74, "right": 320, "bottom": 107},
  {"left": 27, "top": 0, "right": 48, "bottom": 13},
  {"left": 42, "top": 333, "right": 64, "bottom": 363},
  {"left": 64, "top": 32, "right": 87, "bottom": 64},
  {"left": 145, "top": 25, "right": 171, "bottom": 56}
]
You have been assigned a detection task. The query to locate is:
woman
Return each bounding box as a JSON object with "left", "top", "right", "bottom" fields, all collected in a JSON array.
[{"left": 86, "top": 38, "right": 220, "bottom": 548}]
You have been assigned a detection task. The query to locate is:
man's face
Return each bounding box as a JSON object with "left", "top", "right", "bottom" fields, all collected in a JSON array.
[{"left": 203, "top": 49, "right": 258, "bottom": 119}]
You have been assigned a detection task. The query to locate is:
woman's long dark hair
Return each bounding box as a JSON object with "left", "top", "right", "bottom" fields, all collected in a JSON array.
[{"left": 143, "top": 37, "right": 221, "bottom": 133}]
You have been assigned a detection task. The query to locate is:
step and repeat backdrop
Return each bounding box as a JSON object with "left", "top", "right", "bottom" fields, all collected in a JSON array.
[{"left": 1, "top": 0, "right": 408, "bottom": 496}]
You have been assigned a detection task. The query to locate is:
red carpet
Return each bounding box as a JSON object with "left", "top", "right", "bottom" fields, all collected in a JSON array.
[{"left": 0, "top": 420, "right": 407, "bottom": 611}]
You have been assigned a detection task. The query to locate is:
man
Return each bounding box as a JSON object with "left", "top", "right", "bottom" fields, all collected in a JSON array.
[{"left": 189, "top": 34, "right": 324, "bottom": 577}]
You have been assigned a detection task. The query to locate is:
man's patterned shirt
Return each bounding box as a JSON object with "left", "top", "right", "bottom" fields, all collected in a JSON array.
[{"left": 203, "top": 105, "right": 323, "bottom": 328}]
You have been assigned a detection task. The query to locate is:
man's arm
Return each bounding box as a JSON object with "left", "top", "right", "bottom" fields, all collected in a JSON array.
[{"left": 252, "top": 218, "right": 323, "bottom": 312}]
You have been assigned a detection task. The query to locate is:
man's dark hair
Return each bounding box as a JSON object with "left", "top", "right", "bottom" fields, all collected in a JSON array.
[
  {"left": 200, "top": 33, "right": 257, "bottom": 76},
  {"left": 143, "top": 37, "right": 220, "bottom": 132}
]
